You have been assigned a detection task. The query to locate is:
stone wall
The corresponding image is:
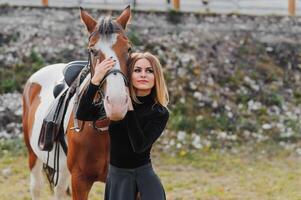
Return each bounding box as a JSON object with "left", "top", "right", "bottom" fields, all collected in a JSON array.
[{"left": 1, "top": 5, "right": 301, "bottom": 151}]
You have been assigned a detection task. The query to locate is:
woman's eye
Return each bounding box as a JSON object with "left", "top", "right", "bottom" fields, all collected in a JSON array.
[
  {"left": 134, "top": 69, "right": 141, "bottom": 72},
  {"left": 147, "top": 69, "right": 154, "bottom": 73}
]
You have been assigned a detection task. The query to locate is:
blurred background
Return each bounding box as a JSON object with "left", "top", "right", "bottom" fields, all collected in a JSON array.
[
  {"left": 0, "top": 0, "right": 301, "bottom": 15},
  {"left": 0, "top": 0, "right": 301, "bottom": 199}
]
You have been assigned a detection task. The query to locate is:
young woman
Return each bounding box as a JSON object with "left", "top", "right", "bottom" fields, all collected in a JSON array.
[{"left": 76, "top": 52, "right": 169, "bottom": 200}]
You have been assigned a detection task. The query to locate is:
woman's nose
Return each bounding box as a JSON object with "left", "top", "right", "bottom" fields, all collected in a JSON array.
[{"left": 140, "top": 71, "right": 146, "bottom": 77}]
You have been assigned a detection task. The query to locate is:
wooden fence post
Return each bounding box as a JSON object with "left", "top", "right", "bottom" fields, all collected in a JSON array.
[
  {"left": 173, "top": 0, "right": 180, "bottom": 11},
  {"left": 288, "top": 0, "right": 296, "bottom": 16},
  {"left": 42, "top": 0, "right": 49, "bottom": 7}
]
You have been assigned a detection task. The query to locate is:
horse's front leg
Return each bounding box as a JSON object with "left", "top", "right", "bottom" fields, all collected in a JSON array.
[
  {"left": 53, "top": 166, "right": 71, "bottom": 200},
  {"left": 71, "top": 173, "right": 93, "bottom": 200}
]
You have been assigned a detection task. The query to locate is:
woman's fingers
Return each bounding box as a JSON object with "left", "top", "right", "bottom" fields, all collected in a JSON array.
[
  {"left": 103, "top": 62, "right": 115, "bottom": 69},
  {"left": 93, "top": 64, "right": 115, "bottom": 83},
  {"left": 106, "top": 64, "right": 115, "bottom": 71},
  {"left": 99, "top": 58, "right": 115, "bottom": 66},
  {"left": 95, "top": 61, "right": 115, "bottom": 71},
  {"left": 95, "top": 63, "right": 114, "bottom": 75},
  {"left": 97, "top": 57, "right": 115, "bottom": 64}
]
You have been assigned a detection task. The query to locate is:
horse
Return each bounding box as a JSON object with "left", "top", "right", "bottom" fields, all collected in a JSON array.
[{"left": 22, "top": 6, "right": 132, "bottom": 200}]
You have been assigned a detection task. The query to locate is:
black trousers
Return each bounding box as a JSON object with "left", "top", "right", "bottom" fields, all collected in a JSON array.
[{"left": 104, "top": 163, "right": 166, "bottom": 200}]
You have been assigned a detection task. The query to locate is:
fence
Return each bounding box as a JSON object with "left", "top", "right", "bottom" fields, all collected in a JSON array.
[{"left": 0, "top": 0, "right": 300, "bottom": 16}]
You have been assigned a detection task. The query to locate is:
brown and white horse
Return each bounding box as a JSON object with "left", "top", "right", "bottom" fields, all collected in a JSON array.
[{"left": 22, "top": 7, "right": 131, "bottom": 200}]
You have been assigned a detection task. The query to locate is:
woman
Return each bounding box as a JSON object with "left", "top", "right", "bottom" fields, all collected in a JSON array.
[{"left": 76, "top": 52, "right": 169, "bottom": 200}]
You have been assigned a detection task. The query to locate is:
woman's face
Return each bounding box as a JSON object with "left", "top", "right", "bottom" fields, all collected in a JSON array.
[{"left": 132, "top": 58, "right": 155, "bottom": 96}]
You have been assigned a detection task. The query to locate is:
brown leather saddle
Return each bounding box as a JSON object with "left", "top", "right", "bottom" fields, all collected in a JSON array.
[{"left": 38, "top": 61, "right": 89, "bottom": 152}]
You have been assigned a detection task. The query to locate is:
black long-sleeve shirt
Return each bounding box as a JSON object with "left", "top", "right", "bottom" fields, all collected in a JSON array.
[{"left": 76, "top": 82, "right": 169, "bottom": 168}]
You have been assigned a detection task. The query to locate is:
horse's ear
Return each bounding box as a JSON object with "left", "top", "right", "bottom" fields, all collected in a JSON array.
[
  {"left": 80, "top": 7, "right": 97, "bottom": 34},
  {"left": 116, "top": 5, "right": 131, "bottom": 30}
]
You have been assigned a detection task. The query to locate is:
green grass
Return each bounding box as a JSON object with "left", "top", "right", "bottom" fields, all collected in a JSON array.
[
  {"left": 0, "top": 140, "right": 301, "bottom": 199},
  {"left": 156, "top": 148, "right": 301, "bottom": 200}
]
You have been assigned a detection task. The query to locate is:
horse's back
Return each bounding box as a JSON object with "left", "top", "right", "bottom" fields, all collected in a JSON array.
[{"left": 29, "top": 63, "right": 66, "bottom": 89}]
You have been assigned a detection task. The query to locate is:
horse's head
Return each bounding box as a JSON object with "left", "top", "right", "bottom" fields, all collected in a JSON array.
[{"left": 80, "top": 6, "right": 132, "bottom": 121}]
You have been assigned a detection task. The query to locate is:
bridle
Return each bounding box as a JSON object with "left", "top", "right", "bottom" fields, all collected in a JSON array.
[
  {"left": 88, "top": 49, "right": 129, "bottom": 90},
  {"left": 71, "top": 31, "right": 130, "bottom": 133},
  {"left": 87, "top": 29, "right": 129, "bottom": 93}
]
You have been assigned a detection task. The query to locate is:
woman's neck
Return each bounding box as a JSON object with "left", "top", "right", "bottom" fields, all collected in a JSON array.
[{"left": 136, "top": 89, "right": 151, "bottom": 97}]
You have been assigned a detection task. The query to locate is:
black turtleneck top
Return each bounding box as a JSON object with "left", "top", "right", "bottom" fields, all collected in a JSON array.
[{"left": 76, "top": 82, "right": 169, "bottom": 168}]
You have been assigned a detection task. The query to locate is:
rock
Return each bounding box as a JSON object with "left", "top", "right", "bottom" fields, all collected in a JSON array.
[
  {"left": 296, "top": 148, "right": 301, "bottom": 156},
  {"left": 177, "top": 131, "right": 186, "bottom": 141},
  {"left": 191, "top": 133, "right": 202, "bottom": 149},
  {"left": 193, "top": 92, "right": 202, "bottom": 101},
  {"left": 0, "top": 130, "right": 11, "bottom": 139},
  {"left": 2, "top": 168, "right": 12, "bottom": 178},
  {"left": 262, "top": 124, "right": 272, "bottom": 130},
  {"left": 0, "top": 92, "right": 22, "bottom": 138}
]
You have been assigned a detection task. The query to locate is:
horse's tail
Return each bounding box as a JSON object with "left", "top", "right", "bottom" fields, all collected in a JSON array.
[
  {"left": 22, "top": 81, "right": 30, "bottom": 150},
  {"left": 22, "top": 81, "right": 39, "bottom": 169}
]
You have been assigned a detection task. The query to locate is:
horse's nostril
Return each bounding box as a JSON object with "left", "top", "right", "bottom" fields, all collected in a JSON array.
[
  {"left": 125, "top": 96, "right": 128, "bottom": 104},
  {"left": 106, "top": 96, "right": 110, "bottom": 103}
]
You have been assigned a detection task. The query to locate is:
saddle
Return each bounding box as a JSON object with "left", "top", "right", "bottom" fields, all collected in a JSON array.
[
  {"left": 38, "top": 60, "right": 88, "bottom": 152},
  {"left": 53, "top": 60, "right": 88, "bottom": 98}
]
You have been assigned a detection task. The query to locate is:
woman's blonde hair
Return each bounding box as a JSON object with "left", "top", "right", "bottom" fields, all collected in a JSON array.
[{"left": 127, "top": 52, "right": 169, "bottom": 108}]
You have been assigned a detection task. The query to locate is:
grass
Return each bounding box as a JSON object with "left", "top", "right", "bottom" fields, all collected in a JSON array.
[
  {"left": 156, "top": 149, "right": 301, "bottom": 200},
  {"left": 0, "top": 140, "right": 301, "bottom": 199}
]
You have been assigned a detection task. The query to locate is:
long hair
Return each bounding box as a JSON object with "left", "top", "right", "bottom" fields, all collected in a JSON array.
[{"left": 127, "top": 52, "right": 169, "bottom": 108}]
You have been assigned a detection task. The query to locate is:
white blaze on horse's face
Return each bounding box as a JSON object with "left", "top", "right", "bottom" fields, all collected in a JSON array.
[
  {"left": 80, "top": 6, "right": 131, "bottom": 121},
  {"left": 96, "top": 34, "right": 129, "bottom": 121}
]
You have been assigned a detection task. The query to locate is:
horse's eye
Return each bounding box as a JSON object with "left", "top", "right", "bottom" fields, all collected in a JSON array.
[{"left": 128, "top": 47, "right": 132, "bottom": 53}]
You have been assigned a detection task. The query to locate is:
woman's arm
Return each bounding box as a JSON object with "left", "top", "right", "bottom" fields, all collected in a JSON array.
[
  {"left": 126, "top": 106, "right": 169, "bottom": 153},
  {"left": 76, "top": 81, "right": 105, "bottom": 121},
  {"left": 76, "top": 57, "right": 116, "bottom": 121}
]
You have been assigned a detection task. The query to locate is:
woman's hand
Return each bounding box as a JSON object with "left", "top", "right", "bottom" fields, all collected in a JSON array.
[{"left": 91, "top": 57, "right": 116, "bottom": 86}]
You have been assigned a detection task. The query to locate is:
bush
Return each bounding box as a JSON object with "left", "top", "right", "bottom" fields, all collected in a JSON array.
[
  {"left": 0, "top": 138, "right": 26, "bottom": 157},
  {"left": 127, "top": 30, "right": 143, "bottom": 46},
  {"left": 0, "top": 49, "right": 44, "bottom": 94},
  {"left": 1, "top": 79, "right": 18, "bottom": 93}
]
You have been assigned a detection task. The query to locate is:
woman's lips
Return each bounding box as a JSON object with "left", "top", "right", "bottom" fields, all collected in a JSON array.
[{"left": 137, "top": 80, "right": 148, "bottom": 83}]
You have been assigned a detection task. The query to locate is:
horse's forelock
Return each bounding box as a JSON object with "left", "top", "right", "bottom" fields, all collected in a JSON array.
[{"left": 97, "top": 16, "right": 123, "bottom": 37}]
